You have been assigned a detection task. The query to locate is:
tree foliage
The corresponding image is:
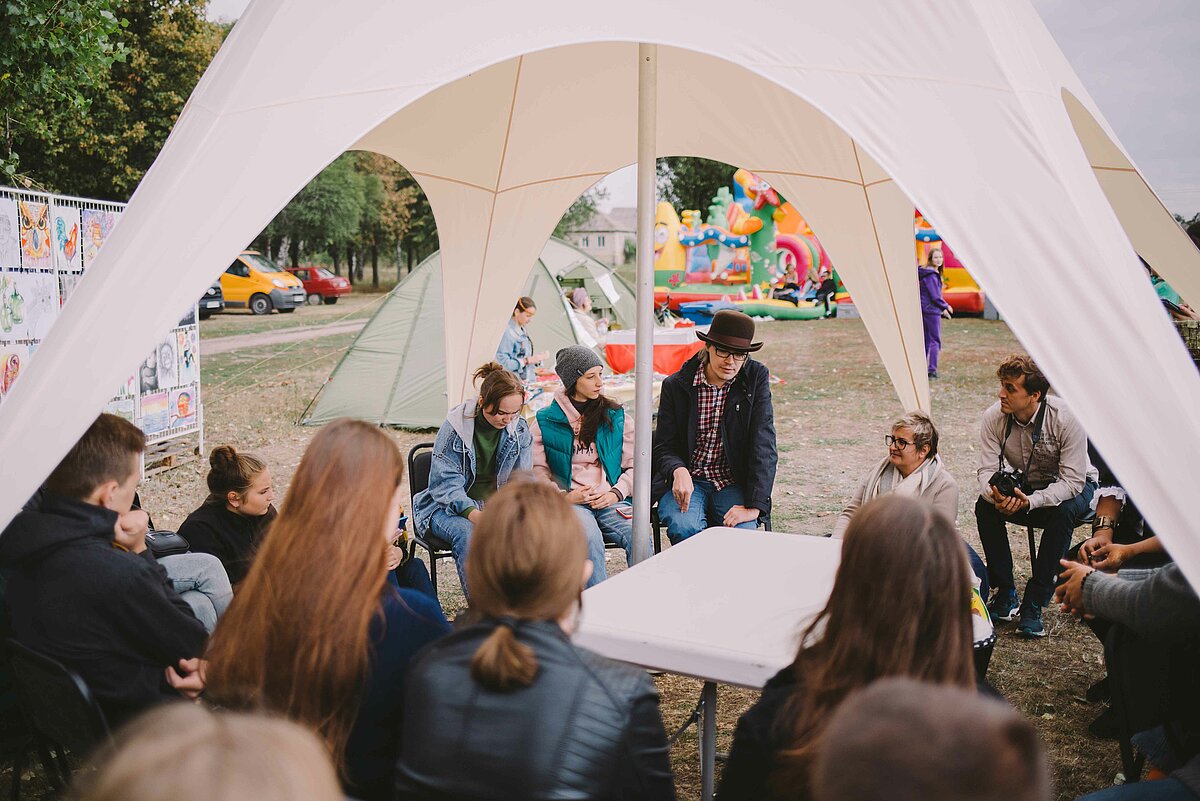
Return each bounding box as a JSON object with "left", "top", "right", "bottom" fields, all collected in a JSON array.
[
  {"left": 554, "top": 186, "right": 609, "bottom": 237},
  {"left": 10, "top": 0, "right": 224, "bottom": 199},
  {"left": 1, "top": 0, "right": 127, "bottom": 185},
  {"left": 656, "top": 157, "right": 734, "bottom": 215}
]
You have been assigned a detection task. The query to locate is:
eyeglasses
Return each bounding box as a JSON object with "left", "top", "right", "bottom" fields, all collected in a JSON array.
[
  {"left": 713, "top": 347, "right": 749, "bottom": 362},
  {"left": 885, "top": 435, "right": 912, "bottom": 450}
]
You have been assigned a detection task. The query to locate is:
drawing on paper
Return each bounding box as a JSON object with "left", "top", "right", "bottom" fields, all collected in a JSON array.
[
  {"left": 177, "top": 329, "right": 198, "bottom": 384},
  {"left": 141, "top": 391, "right": 169, "bottom": 434},
  {"left": 0, "top": 199, "right": 20, "bottom": 268},
  {"left": 4, "top": 271, "right": 58, "bottom": 341},
  {"left": 169, "top": 386, "right": 197, "bottom": 427},
  {"left": 139, "top": 349, "right": 159, "bottom": 394},
  {"left": 59, "top": 272, "right": 83, "bottom": 308},
  {"left": 156, "top": 336, "right": 178, "bottom": 388},
  {"left": 0, "top": 345, "right": 24, "bottom": 395},
  {"left": 81, "top": 209, "right": 119, "bottom": 270},
  {"left": 55, "top": 207, "right": 81, "bottom": 270},
  {"left": 18, "top": 201, "right": 52, "bottom": 270},
  {"left": 104, "top": 396, "right": 135, "bottom": 423}
]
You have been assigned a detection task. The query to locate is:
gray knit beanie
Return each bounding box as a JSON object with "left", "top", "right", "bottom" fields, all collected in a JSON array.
[{"left": 555, "top": 345, "right": 603, "bottom": 391}]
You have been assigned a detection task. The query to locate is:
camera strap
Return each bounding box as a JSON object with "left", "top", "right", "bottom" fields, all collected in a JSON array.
[{"left": 999, "top": 400, "right": 1048, "bottom": 477}]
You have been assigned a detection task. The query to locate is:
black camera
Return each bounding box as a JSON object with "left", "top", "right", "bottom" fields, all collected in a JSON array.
[{"left": 988, "top": 469, "right": 1030, "bottom": 498}]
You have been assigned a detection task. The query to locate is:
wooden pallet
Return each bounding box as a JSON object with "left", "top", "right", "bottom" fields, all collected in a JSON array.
[{"left": 144, "top": 434, "right": 202, "bottom": 477}]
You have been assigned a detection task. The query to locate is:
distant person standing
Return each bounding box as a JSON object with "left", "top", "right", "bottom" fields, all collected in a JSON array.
[
  {"left": 919, "top": 248, "right": 953, "bottom": 379},
  {"left": 496, "top": 296, "right": 546, "bottom": 382}
]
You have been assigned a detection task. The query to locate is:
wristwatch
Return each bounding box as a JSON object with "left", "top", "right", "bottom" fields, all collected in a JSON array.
[{"left": 1092, "top": 514, "right": 1116, "bottom": 533}]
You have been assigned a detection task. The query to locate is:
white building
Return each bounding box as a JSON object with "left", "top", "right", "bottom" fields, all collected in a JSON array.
[{"left": 563, "top": 206, "right": 636, "bottom": 266}]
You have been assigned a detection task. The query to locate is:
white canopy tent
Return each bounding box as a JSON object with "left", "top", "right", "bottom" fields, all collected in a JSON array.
[{"left": 1, "top": 0, "right": 1199, "bottom": 586}]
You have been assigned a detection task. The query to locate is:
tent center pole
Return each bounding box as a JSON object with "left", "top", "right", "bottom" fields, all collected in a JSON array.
[{"left": 631, "top": 44, "right": 657, "bottom": 566}]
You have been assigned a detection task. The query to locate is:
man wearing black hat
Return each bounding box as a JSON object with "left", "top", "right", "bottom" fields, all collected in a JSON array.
[{"left": 652, "top": 309, "right": 777, "bottom": 543}]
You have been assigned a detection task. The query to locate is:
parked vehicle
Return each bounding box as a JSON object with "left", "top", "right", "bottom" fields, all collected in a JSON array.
[
  {"left": 198, "top": 280, "right": 225, "bottom": 319},
  {"left": 220, "top": 251, "right": 306, "bottom": 315},
  {"left": 285, "top": 265, "right": 352, "bottom": 305}
]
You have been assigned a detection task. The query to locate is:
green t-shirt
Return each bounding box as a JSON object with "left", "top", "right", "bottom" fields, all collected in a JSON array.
[{"left": 465, "top": 414, "right": 503, "bottom": 508}]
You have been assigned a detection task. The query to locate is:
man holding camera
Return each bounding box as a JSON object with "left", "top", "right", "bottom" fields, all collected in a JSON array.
[{"left": 975, "top": 354, "right": 1096, "bottom": 639}]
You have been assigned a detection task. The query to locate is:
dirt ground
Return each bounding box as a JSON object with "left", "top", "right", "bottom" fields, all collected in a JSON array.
[{"left": 9, "top": 311, "right": 1124, "bottom": 799}]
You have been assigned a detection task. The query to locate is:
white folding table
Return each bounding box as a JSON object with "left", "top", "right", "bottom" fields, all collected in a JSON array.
[{"left": 574, "top": 528, "right": 841, "bottom": 801}]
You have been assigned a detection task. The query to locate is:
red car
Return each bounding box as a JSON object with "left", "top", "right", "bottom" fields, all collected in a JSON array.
[{"left": 285, "top": 266, "right": 352, "bottom": 305}]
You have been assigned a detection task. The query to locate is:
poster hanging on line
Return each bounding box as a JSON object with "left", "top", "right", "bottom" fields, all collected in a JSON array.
[
  {"left": 141, "top": 391, "right": 169, "bottom": 434},
  {"left": 169, "top": 386, "right": 197, "bottom": 428},
  {"left": 2, "top": 271, "right": 58, "bottom": 342},
  {"left": 0, "top": 199, "right": 20, "bottom": 269},
  {"left": 53, "top": 206, "right": 81, "bottom": 272},
  {"left": 17, "top": 201, "right": 52, "bottom": 271}
]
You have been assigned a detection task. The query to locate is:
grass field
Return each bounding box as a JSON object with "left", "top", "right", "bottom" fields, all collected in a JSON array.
[{"left": 6, "top": 314, "right": 1129, "bottom": 799}]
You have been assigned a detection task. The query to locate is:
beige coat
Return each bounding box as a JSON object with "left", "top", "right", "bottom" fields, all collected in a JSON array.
[{"left": 832, "top": 454, "right": 959, "bottom": 539}]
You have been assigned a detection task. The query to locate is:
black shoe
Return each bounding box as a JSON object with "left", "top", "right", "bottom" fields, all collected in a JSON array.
[
  {"left": 1088, "top": 706, "right": 1120, "bottom": 740},
  {"left": 1086, "top": 677, "right": 1111, "bottom": 703},
  {"left": 928, "top": 370, "right": 939, "bottom": 380}
]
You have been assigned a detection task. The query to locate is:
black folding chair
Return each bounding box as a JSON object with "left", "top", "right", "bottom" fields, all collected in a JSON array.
[
  {"left": 4, "top": 639, "right": 111, "bottom": 791},
  {"left": 407, "top": 443, "right": 459, "bottom": 597}
]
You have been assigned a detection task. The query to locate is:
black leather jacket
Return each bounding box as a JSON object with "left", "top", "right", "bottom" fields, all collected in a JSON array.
[{"left": 395, "top": 619, "right": 676, "bottom": 801}]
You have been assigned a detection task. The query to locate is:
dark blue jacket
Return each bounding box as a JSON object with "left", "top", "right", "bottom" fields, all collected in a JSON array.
[{"left": 344, "top": 588, "right": 450, "bottom": 801}]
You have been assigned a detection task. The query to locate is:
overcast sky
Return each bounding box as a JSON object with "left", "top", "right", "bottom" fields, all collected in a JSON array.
[{"left": 206, "top": 0, "right": 1199, "bottom": 216}]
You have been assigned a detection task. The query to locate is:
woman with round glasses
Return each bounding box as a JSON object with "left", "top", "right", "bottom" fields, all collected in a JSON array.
[
  {"left": 412, "top": 362, "right": 533, "bottom": 596},
  {"left": 832, "top": 411, "right": 958, "bottom": 539}
]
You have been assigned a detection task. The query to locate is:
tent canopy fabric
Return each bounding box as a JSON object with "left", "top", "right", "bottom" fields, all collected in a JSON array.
[
  {"left": 2, "top": 0, "right": 1200, "bottom": 590},
  {"left": 303, "top": 237, "right": 624, "bottom": 429}
]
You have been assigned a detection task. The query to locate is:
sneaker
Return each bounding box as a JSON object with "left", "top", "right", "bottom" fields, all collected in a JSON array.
[
  {"left": 1016, "top": 602, "right": 1046, "bottom": 638},
  {"left": 928, "top": 370, "right": 939, "bottom": 380},
  {"left": 987, "top": 588, "right": 1020, "bottom": 622}
]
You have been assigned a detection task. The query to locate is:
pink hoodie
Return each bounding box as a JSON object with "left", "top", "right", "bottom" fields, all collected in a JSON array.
[{"left": 531, "top": 387, "right": 636, "bottom": 500}]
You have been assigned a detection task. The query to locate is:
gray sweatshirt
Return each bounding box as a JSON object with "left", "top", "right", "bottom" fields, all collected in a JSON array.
[{"left": 1084, "top": 564, "right": 1200, "bottom": 792}]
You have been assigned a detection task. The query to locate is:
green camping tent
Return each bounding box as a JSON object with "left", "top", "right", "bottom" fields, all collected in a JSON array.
[{"left": 301, "top": 238, "right": 632, "bottom": 429}]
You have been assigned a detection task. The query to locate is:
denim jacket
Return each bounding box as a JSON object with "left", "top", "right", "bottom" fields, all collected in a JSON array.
[
  {"left": 412, "top": 398, "right": 533, "bottom": 535},
  {"left": 496, "top": 319, "right": 534, "bottom": 381}
]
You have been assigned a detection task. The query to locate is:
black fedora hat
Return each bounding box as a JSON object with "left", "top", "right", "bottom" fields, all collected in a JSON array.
[{"left": 695, "top": 309, "right": 763, "bottom": 353}]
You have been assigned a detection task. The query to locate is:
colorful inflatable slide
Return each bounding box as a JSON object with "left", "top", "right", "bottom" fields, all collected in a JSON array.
[{"left": 654, "top": 169, "right": 835, "bottom": 320}]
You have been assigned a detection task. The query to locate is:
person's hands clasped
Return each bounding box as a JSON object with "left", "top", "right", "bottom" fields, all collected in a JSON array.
[
  {"left": 1055, "top": 559, "right": 1095, "bottom": 618},
  {"left": 166, "top": 657, "right": 207, "bottom": 700},
  {"left": 566, "top": 486, "right": 602, "bottom": 506},
  {"left": 588, "top": 490, "right": 620, "bottom": 510},
  {"left": 1077, "top": 531, "right": 1113, "bottom": 564},
  {"left": 723, "top": 505, "right": 760, "bottom": 527},
  {"left": 386, "top": 544, "right": 405, "bottom": 571},
  {"left": 941, "top": 308, "right": 953, "bottom": 319},
  {"left": 989, "top": 486, "right": 1030, "bottom": 516},
  {"left": 114, "top": 509, "right": 150, "bottom": 553},
  {"left": 672, "top": 467, "right": 694, "bottom": 514}
]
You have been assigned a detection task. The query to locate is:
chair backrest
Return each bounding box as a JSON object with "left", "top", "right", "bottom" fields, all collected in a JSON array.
[
  {"left": 408, "top": 442, "right": 436, "bottom": 509},
  {"left": 5, "top": 639, "right": 111, "bottom": 758}
]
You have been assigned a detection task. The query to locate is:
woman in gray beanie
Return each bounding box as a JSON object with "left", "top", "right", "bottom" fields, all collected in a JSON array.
[{"left": 531, "top": 345, "right": 635, "bottom": 585}]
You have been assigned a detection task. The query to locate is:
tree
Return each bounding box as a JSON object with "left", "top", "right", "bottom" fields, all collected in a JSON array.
[
  {"left": 656, "top": 157, "right": 734, "bottom": 214},
  {"left": 1, "top": 0, "right": 127, "bottom": 185},
  {"left": 11, "top": 0, "right": 224, "bottom": 199},
  {"left": 353, "top": 152, "right": 416, "bottom": 287},
  {"left": 266, "top": 154, "right": 366, "bottom": 273},
  {"left": 397, "top": 171, "right": 437, "bottom": 273},
  {"left": 554, "top": 186, "right": 609, "bottom": 237}
]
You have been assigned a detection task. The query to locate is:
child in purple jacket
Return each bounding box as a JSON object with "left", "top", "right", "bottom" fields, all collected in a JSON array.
[{"left": 919, "top": 248, "right": 953, "bottom": 379}]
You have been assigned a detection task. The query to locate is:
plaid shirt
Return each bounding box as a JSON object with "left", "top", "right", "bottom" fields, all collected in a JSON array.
[{"left": 690, "top": 368, "right": 735, "bottom": 490}]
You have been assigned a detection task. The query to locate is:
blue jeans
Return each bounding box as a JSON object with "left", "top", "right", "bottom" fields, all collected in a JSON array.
[
  {"left": 573, "top": 502, "right": 633, "bottom": 587},
  {"left": 159, "top": 552, "right": 233, "bottom": 633},
  {"left": 1078, "top": 779, "right": 1197, "bottom": 800},
  {"left": 428, "top": 508, "right": 474, "bottom": 596},
  {"left": 976, "top": 480, "right": 1095, "bottom": 607},
  {"left": 388, "top": 557, "right": 442, "bottom": 613},
  {"left": 658, "top": 478, "right": 758, "bottom": 545}
]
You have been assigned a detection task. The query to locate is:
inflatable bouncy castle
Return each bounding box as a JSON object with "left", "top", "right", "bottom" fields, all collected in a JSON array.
[
  {"left": 654, "top": 169, "right": 836, "bottom": 320},
  {"left": 915, "top": 210, "right": 986, "bottom": 314}
]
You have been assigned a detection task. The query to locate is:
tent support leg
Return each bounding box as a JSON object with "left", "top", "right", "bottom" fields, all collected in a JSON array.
[{"left": 631, "top": 43, "right": 657, "bottom": 567}]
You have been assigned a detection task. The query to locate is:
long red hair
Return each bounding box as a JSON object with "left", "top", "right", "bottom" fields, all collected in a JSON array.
[{"left": 204, "top": 419, "right": 402, "bottom": 773}]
